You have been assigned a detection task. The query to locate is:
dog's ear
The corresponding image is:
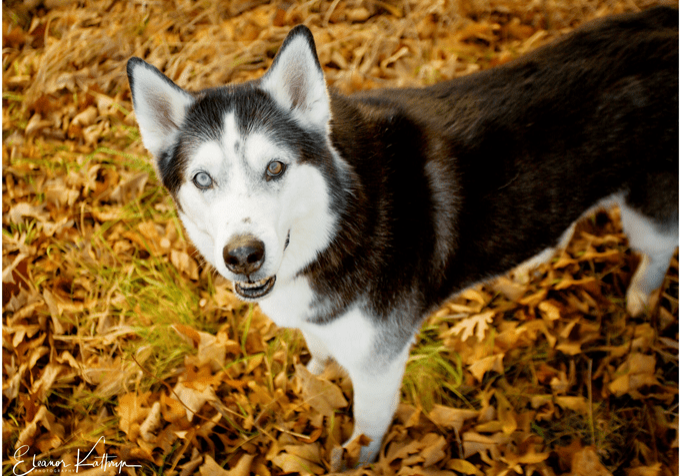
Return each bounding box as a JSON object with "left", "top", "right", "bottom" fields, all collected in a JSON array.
[
  {"left": 127, "top": 58, "right": 194, "bottom": 158},
  {"left": 261, "top": 25, "right": 330, "bottom": 130}
]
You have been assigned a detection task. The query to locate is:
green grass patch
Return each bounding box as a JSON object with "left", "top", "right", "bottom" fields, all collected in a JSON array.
[{"left": 403, "top": 324, "right": 463, "bottom": 411}]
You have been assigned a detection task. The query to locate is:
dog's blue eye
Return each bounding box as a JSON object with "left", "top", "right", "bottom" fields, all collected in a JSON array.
[
  {"left": 266, "top": 161, "right": 286, "bottom": 179},
  {"left": 193, "top": 172, "right": 213, "bottom": 189}
]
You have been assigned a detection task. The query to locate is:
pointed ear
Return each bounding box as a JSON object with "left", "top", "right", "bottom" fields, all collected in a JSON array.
[
  {"left": 260, "top": 25, "right": 330, "bottom": 130},
  {"left": 127, "top": 57, "right": 194, "bottom": 158}
]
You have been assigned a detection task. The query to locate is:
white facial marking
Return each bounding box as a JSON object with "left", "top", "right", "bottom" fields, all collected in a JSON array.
[
  {"left": 222, "top": 113, "right": 241, "bottom": 162},
  {"left": 244, "top": 131, "right": 286, "bottom": 175},
  {"left": 192, "top": 141, "right": 224, "bottom": 176},
  {"left": 175, "top": 110, "right": 337, "bottom": 297}
]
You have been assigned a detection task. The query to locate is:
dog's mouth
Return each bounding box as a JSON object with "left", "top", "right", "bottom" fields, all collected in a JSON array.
[
  {"left": 233, "top": 276, "right": 276, "bottom": 300},
  {"left": 230, "top": 230, "right": 289, "bottom": 301}
]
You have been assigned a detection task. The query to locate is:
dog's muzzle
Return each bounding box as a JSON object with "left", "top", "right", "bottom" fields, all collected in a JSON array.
[{"left": 224, "top": 234, "right": 276, "bottom": 300}]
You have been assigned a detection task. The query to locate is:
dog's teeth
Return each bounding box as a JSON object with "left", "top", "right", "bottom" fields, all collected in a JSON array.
[
  {"left": 237, "top": 276, "right": 274, "bottom": 289},
  {"left": 241, "top": 277, "right": 269, "bottom": 288}
]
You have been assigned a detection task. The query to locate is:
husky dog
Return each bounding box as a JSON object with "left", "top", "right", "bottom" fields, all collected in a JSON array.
[{"left": 127, "top": 6, "right": 678, "bottom": 463}]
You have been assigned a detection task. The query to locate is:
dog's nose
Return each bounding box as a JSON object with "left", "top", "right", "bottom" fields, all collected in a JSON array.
[{"left": 223, "top": 235, "right": 265, "bottom": 276}]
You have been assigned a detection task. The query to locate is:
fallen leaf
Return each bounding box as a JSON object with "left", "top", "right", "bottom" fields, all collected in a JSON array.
[
  {"left": 171, "top": 249, "right": 200, "bottom": 280},
  {"left": 447, "top": 458, "right": 481, "bottom": 475},
  {"left": 271, "top": 451, "right": 325, "bottom": 475},
  {"left": 608, "top": 353, "right": 658, "bottom": 397},
  {"left": 571, "top": 446, "right": 612, "bottom": 476},
  {"left": 117, "top": 393, "right": 150, "bottom": 440},
  {"left": 468, "top": 354, "right": 504, "bottom": 382},
  {"left": 626, "top": 463, "right": 663, "bottom": 476},
  {"left": 555, "top": 396, "right": 589, "bottom": 414},
  {"left": 428, "top": 405, "right": 479, "bottom": 432},
  {"left": 172, "top": 381, "right": 217, "bottom": 422},
  {"left": 449, "top": 311, "right": 495, "bottom": 342},
  {"left": 295, "top": 364, "right": 348, "bottom": 417},
  {"left": 139, "top": 401, "right": 162, "bottom": 442},
  {"left": 199, "top": 455, "right": 229, "bottom": 475},
  {"left": 495, "top": 391, "right": 517, "bottom": 435},
  {"left": 462, "top": 431, "right": 509, "bottom": 459},
  {"left": 421, "top": 433, "right": 447, "bottom": 467}
]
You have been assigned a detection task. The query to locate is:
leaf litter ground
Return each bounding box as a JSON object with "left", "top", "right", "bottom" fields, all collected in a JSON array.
[{"left": 2, "top": 0, "right": 678, "bottom": 475}]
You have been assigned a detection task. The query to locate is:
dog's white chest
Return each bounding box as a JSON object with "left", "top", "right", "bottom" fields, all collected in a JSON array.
[{"left": 257, "top": 277, "right": 316, "bottom": 328}]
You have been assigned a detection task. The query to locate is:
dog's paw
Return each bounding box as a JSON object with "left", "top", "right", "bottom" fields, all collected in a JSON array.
[
  {"left": 357, "top": 441, "right": 380, "bottom": 465},
  {"left": 306, "top": 357, "right": 327, "bottom": 376},
  {"left": 343, "top": 432, "right": 379, "bottom": 465},
  {"left": 626, "top": 285, "right": 649, "bottom": 317}
]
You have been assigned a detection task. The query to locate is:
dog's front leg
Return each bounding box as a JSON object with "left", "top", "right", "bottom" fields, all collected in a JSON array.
[
  {"left": 302, "top": 330, "right": 331, "bottom": 375},
  {"left": 301, "top": 311, "right": 414, "bottom": 464},
  {"left": 343, "top": 341, "right": 412, "bottom": 463}
]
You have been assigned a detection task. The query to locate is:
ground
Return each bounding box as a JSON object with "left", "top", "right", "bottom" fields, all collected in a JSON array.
[{"left": 2, "top": 1, "right": 678, "bottom": 475}]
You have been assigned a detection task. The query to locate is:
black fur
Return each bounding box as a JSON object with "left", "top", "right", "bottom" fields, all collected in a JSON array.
[{"left": 303, "top": 6, "right": 679, "bottom": 325}]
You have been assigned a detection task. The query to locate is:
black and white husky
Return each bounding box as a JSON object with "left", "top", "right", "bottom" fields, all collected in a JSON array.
[{"left": 127, "top": 6, "right": 678, "bottom": 463}]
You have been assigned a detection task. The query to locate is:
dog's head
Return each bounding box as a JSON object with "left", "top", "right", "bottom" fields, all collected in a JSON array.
[{"left": 127, "top": 26, "right": 342, "bottom": 301}]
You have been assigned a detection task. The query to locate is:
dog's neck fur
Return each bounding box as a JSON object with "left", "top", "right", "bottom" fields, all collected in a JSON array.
[{"left": 299, "top": 90, "right": 447, "bottom": 324}]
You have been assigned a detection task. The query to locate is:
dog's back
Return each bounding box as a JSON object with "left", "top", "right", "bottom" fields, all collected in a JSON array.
[{"left": 324, "top": 6, "right": 678, "bottom": 319}]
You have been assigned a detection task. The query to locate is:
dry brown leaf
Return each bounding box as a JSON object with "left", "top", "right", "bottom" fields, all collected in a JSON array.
[
  {"left": 42, "top": 288, "right": 66, "bottom": 335},
  {"left": 15, "top": 405, "right": 64, "bottom": 450},
  {"left": 570, "top": 446, "right": 612, "bottom": 476},
  {"left": 555, "top": 341, "right": 583, "bottom": 356},
  {"left": 538, "top": 300, "right": 562, "bottom": 324},
  {"left": 8, "top": 202, "right": 50, "bottom": 224},
  {"left": 428, "top": 405, "right": 479, "bottom": 432},
  {"left": 420, "top": 433, "right": 447, "bottom": 467},
  {"left": 447, "top": 459, "right": 481, "bottom": 475},
  {"left": 495, "top": 392, "right": 517, "bottom": 435},
  {"left": 462, "top": 431, "right": 509, "bottom": 459},
  {"left": 459, "top": 288, "right": 489, "bottom": 305},
  {"left": 626, "top": 463, "right": 663, "bottom": 476},
  {"left": 448, "top": 310, "right": 495, "bottom": 342},
  {"left": 171, "top": 249, "right": 200, "bottom": 280},
  {"left": 109, "top": 171, "right": 148, "bottom": 203},
  {"left": 179, "top": 448, "right": 203, "bottom": 476},
  {"left": 608, "top": 353, "right": 659, "bottom": 397},
  {"left": 492, "top": 276, "right": 528, "bottom": 301},
  {"left": 31, "top": 362, "right": 66, "bottom": 401},
  {"left": 385, "top": 438, "right": 426, "bottom": 465},
  {"left": 139, "top": 401, "right": 162, "bottom": 442},
  {"left": 295, "top": 363, "right": 348, "bottom": 417},
  {"left": 468, "top": 354, "right": 504, "bottom": 382},
  {"left": 161, "top": 392, "right": 188, "bottom": 424},
  {"left": 510, "top": 446, "right": 549, "bottom": 465},
  {"left": 175, "top": 325, "right": 240, "bottom": 371},
  {"left": 172, "top": 379, "right": 218, "bottom": 422},
  {"left": 173, "top": 323, "right": 202, "bottom": 346},
  {"left": 117, "top": 393, "right": 150, "bottom": 440},
  {"left": 554, "top": 396, "right": 589, "bottom": 414},
  {"left": 271, "top": 449, "right": 325, "bottom": 475},
  {"left": 199, "top": 455, "right": 231, "bottom": 475},
  {"left": 229, "top": 453, "right": 255, "bottom": 476}
]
